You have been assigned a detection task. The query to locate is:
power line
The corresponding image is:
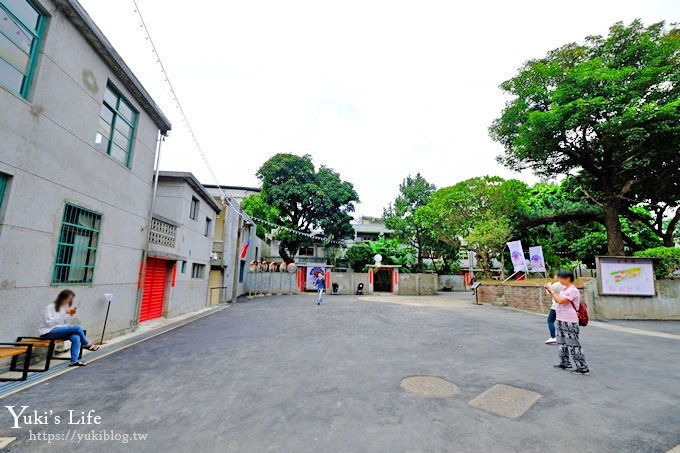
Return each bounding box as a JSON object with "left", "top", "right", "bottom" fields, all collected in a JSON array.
[{"left": 131, "top": 0, "right": 346, "bottom": 246}]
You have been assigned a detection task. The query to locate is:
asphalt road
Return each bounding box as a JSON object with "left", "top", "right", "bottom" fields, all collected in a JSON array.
[{"left": 1, "top": 293, "right": 679, "bottom": 453}]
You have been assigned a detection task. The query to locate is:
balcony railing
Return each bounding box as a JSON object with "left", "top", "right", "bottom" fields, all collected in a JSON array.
[{"left": 149, "top": 217, "right": 177, "bottom": 248}]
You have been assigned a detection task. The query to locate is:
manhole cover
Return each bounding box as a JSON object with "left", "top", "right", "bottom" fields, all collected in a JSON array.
[
  {"left": 468, "top": 384, "right": 542, "bottom": 419},
  {"left": 400, "top": 376, "right": 459, "bottom": 397}
]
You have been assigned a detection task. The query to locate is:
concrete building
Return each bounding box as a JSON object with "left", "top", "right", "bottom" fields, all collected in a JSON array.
[
  {"left": 141, "top": 172, "right": 220, "bottom": 321},
  {"left": 0, "top": 0, "right": 171, "bottom": 340},
  {"left": 205, "top": 186, "right": 268, "bottom": 302},
  {"left": 352, "top": 216, "right": 393, "bottom": 242},
  {"left": 203, "top": 184, "right": 260, "bottom": 204}
]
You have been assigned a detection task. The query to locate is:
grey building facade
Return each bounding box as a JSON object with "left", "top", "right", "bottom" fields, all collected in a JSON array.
[{"left": 0, "top": 0, "right": 170, "bottom": 339}]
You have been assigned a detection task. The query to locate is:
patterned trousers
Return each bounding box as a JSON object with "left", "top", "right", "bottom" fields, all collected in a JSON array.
[{"left": 555, "top": 321, "right": 588, "bottom": 371}]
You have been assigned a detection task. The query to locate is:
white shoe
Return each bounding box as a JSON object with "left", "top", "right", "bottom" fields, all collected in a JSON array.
[{"left": 545, "top": 338, "right": 556, "bottom": 344}]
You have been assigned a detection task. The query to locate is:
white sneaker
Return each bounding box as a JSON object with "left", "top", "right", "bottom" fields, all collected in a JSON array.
[{"left": 545, "top": 338, "right": 556, "bottom": 344}]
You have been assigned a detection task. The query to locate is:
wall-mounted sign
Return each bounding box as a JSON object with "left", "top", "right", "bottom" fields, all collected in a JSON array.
[{"left": 597, "top": 257, "right": 655, "bottom": 296}]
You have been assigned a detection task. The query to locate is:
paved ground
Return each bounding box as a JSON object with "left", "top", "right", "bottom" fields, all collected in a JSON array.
[{"left": 1, "top": 293, "right": 679, "bottom": 452}]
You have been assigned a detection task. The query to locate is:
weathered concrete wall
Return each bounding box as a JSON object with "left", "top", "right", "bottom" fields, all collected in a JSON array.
[
  {"left": 243, "top": 271, "right": 299, "bottom": 295},
  {"left": 398, "top": 274, "right": 438, "bottom": 296},
  {"left": 331, "top": 272, "right": 370, "bottom": 295},
  {"left": 438, "top": 275, "right": 467, "bottom": 292},
  {"left": 477, "top": 281, "right": 586, "bottom": 314},
  {"left": 0, "top": 0, "right": 160, "bottom": 340},
  {"left": 584, "top": 279, "right": 680, "bottom": 320},
  {"left": 152, "top": 179, "right": 218, "bottom": 318}
]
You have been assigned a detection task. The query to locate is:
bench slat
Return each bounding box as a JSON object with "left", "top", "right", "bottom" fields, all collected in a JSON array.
[{"left": 0, "top": 346, "right": 29, "bottom": 359}]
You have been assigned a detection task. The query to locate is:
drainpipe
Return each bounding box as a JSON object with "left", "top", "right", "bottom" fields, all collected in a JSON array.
[
  {"left": 132, "top": 132, "right": 165, "bottom": 329},
  {"left": 230, "top": 203, "right": 244, "bottom": 302}
]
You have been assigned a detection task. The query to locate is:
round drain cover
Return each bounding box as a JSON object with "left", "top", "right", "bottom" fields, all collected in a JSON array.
[{"left": 400, "top": 376, "right": 458, "bottom": 397}]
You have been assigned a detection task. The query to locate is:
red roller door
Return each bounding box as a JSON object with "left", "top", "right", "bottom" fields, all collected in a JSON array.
[{"left": 140, "top": 257, "right": 168, "bottom": 322}]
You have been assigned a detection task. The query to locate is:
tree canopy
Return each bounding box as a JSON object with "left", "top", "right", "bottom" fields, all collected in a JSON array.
[
  {"left": 490, "top": 20, "right": 680, "bottom": 256},
  {"left": 383, "top": 173, "right": 436, "bottom": 272},
  {"left": 246, "top": 153, "right": 359, "bottom": 263}
]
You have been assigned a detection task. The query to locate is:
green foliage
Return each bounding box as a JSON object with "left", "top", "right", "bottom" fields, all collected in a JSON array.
[
  {"left": 344, "top": 237, "right": 415, "bottom": 273},
  {"left": 383, "top": 173, "right": 436, "bottom": 272},
  {"left": 634, "top": 247, "right": 680, "bottom": 279},
  {"left": 420, "top": 176, "right": 527, "bottom": 278},
  {"left": 490, "top": 20, "right": 680, "bottom": 256},
  {"left": 247, "top": 153, "right": 359, "bottom": 263},
  {"left": 345, "top": 244, "right": 374, "bottom": 272}
]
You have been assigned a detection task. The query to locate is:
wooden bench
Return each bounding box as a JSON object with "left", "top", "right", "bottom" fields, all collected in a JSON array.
[
  {"left": 0, "top": 343, "right": 34, "bottom": 381},
  {"left": 14, "top": 332, "right": 85, "bottom": 372}
]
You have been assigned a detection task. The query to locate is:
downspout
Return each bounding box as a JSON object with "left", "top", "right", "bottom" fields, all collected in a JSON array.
[
  {"left": 133, "top": 132, "right": 165, "bottom": 329},
  {"left": 230, "top": 204, "right": 244, "bottom": 302}
]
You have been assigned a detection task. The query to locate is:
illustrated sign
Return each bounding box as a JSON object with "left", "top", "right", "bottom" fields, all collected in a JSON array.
[
  {"left": 598, "top": 257, "right": 655, "bottom": 296},
  {"left": 507, "top": 240, "right": 526, "bottom": 272},
  {"left": 528, "top": 246, "right": 546, "bottom": 273},
  {"left": 306, "top": 266, "right": 325, "bottom": 291}
]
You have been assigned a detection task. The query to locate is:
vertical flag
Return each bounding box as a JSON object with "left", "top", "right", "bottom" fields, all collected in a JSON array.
[
  {"left": 529, "top": 246, "right": 547, "bottom": 272},
  {"left": 240, "top": 237, "right": 250, "bottom": 259},
  {"left": 507, "top": 240, "right": 526, "bottom": 272}
]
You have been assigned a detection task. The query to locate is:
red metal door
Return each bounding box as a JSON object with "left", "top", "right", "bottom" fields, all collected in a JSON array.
[{"left": 139, "top": 258, "right": 168, "bottom": 322}]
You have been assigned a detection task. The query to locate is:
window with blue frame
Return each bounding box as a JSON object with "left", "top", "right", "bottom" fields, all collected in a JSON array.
[
  {"left": 95, "top": 83, "right": 138, "bottom": 167},
  {"left": 0, "top": 172, "right": 8, "bottom": 210},
  {"left": 52, "top": 203, "right": 102, "bottom": 285},
  {"left": 0, "top": 0, "right": 45, "bottom": 98}
]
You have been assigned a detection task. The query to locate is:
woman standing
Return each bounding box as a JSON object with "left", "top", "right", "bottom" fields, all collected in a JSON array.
[
  {"left": 38, "top": 290, "right": 100, "bottom": 367},
  {"left": 544, "top": 274, "right": 563, "bottom": 344},
  {"left": 545, "top": 270, "right": 589, "bottom": 375}
]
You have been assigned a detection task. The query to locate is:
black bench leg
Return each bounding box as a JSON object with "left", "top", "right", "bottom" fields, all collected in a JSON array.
[{"left": 20, "top": 345, "right": 33, "bottom": 380}]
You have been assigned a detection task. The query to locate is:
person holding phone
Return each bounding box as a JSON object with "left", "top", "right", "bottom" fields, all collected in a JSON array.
[
  {"left": 38, "top": 289, "right": 99, "bottom": 366},
  {"left": 544, "top": 270, "right": 589, "bottom": 375}
]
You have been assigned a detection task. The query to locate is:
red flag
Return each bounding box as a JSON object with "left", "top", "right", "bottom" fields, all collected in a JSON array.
[{"left": 240, "top": 238, "right": 250, "bottom": 259}]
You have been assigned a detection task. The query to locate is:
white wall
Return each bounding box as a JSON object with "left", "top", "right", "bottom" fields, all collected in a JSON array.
[{"left": 0, "top": 0, "right": 160, "bottom": 340}]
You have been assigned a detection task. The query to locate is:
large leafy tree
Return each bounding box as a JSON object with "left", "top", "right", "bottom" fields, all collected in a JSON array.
[
  {"left": 490, "top": 20, "right": 680, "bottom": 256},
  {"left": 383, "top": 173, "right": 436, "bottom": 272},
  {"left": 248, "top": 153, "right": 359, "bottom": 263},
  {"left": 419, "top": 176, "right": 528, "bottom": 278}
]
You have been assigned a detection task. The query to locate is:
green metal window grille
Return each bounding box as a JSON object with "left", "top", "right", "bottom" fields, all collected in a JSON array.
[
  {"left": 0, "top": 172, "right": 7, "bottom": 210},
  {"left": 52, "top": 203, "right": 102, "bottom": 285},
  {"left": 0, "top": 0, "right": 46, "bottom": 98},
  {"left": 95, "top": 83, "right": 138, "bottom": 167}
]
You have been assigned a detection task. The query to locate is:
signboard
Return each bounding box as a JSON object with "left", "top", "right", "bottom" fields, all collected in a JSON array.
[
  {"left": 597, "top": 257, "right": 655, "bottom": 296},
  {"left": 507, "top": 240, "right": 526, "bottom": 272},
  {"left": 528, "top": 246, "right": 546, "bottom": 273},
  {"left": 306, "top": 266, "right": 325, "bottom": 291}
]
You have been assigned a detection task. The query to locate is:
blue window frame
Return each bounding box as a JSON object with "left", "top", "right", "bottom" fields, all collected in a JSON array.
[
  {"left": 95, "top": 83, "right": 138, "bottom": 167},
  {"left": 0, "top": 0, "right": 45, "bottom": 98},
  {"left": 0, "top": 172, "right": 7, "bottom": 210},
  {"left": 52, "top": 203, "right": 102, "bottom": 285}
]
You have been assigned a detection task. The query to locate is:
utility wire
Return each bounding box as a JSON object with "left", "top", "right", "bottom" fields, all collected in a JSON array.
[{"left": 131, "top": 0, "right": 345, "bottom": 246}]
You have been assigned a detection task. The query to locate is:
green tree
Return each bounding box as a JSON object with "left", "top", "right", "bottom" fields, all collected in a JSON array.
[
  {"left": 420, "top": 176, "right": 528, "bottom": 278},
  {"left": 249, "top": 153, "right": 359, "bottom": 263},
  {"left": 383, "top": 174, "right": 436, "bottom": 272},
  {"left": 490, "top": 20, "right": 680, "bottom": 256}
]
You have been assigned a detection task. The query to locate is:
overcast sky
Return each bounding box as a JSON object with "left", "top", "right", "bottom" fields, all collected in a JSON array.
[{"left": 80, "top": 0, "right": 678, "bottom": 216}]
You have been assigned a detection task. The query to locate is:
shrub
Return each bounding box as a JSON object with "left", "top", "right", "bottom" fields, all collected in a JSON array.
[{"left": 634, "top": 247, "right": 680, "bottom": 279}]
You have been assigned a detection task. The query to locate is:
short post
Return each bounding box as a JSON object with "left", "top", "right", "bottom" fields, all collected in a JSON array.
[{"left": 99, "top": 293, "right": 114, "bottom": 345}]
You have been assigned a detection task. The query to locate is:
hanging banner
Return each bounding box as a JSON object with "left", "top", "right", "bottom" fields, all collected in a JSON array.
[
  {"left": 507, "top": 240, "right": 526, "bottom": 272},
  {"left": 528, "top": 246, "right": 546, "bottom": 273}
]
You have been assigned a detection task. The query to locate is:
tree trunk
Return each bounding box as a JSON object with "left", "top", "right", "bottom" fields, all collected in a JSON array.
[
  {"left": 279, "top": 242, "right": 294, "bottom": 264},
  {"left": 417, "top": 251, "right": 423, "bottom": 273},
  {"left": 602, "top": 204, "right": 625, "bottom": 256}
]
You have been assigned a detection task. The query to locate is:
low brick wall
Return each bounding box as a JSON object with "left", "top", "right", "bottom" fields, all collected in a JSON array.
[{"left": 477, "top": 280, "right": 587, "bottom": 314}]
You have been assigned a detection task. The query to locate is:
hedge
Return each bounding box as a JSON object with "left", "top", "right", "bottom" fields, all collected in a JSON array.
[{"left": 634, "top": 247, "right": 680, "bottom": 279}]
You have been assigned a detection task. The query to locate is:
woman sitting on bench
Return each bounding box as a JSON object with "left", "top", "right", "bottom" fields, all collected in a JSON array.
[{"left": 38, "top": 289, "right": 100, "bottom": 367}]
